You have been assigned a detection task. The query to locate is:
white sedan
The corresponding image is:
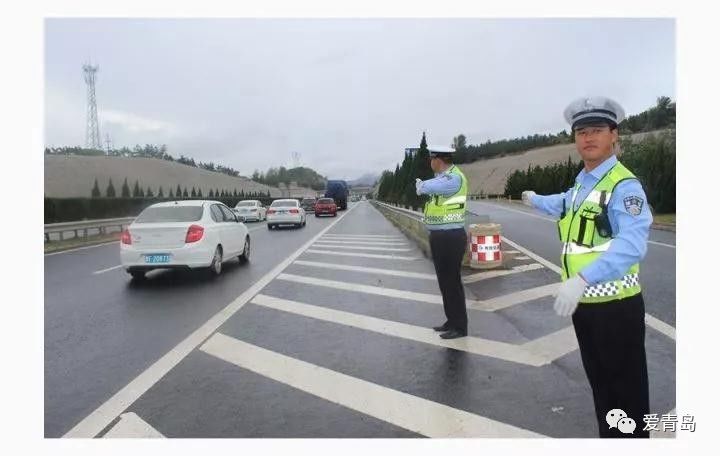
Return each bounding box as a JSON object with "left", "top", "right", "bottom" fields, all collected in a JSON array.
[
  {"left": 120, "top": 200, "right": 250, "bottom": 280},
  {"left": 267, "top": 199, "right": 306, "bottom": 230},
  {"left": 233, "top": 199, "right": 267, "bottom": 222}
]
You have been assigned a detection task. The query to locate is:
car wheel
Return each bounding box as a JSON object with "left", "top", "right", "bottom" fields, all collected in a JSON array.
[
  {"left": 208, "top": 246, "right": 223, "bottom": 277},
  {"left": 268, "top": 224, "right": 274, "bottom": 230},
  {"left": 129, "top": 269, "right": 146, "bottom": 281},
  {"left": 315, "top": 213, "right": 320, "bottom": 218},
  {"left": 239, "top": 237, "right": 250, "bottom": 264}
]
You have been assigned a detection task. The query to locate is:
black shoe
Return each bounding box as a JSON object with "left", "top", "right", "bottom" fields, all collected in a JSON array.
[
  {"left": 440, "top": 329, "right": 468, "bottom": 339},
  {"left": 433, "top": 323, "right": 451, "bottom": 332}
]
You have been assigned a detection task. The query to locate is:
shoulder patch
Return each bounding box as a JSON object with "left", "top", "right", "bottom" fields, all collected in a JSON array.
[{"left": 623, "top": 195, "right": 644, "bottom": 216}]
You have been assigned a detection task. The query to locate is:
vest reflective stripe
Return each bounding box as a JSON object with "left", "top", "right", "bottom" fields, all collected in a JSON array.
[
  {"left": 563, "top": 240, "right": 613, "bottom": 255},
  {"left": 423, "top": 165, "right": 468, "bottom": 226},
  {"left": 571, "top": 189, "right": 613, "bottom": 206},
  {"left": 558, "top": 161, "right": 642, "bottom": 304}
]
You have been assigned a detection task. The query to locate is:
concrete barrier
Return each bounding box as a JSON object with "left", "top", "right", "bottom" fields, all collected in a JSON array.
[{"left": 372, "top": 201, "right": 498, "bottom": 269}]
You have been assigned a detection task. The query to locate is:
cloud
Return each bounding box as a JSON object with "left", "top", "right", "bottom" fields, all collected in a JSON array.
[{"left": 100, "top": 109, "right": 176, "bottom": 135}]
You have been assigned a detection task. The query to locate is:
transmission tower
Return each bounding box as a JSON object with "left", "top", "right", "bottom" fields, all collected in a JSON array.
[
  {"left": 83, "top": 63, "right": 102, "bottom": 150},
  {"left": 291, "top": 151, "right": 301, "bottom": 168}
]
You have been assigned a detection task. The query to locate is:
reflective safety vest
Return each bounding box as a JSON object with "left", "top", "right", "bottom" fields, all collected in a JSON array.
[
  {"left": 558, "top": 161, "right": 642, "bottom": 303},
  {"left": 422, "top": 165, "right": 468, "bottom": 226}
]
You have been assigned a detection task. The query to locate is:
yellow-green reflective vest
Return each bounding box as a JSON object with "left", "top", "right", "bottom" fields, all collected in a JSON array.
[
  {"left": 558, "top": 161, "right": 642, "bottom": 304},
  {"left": 422, "top": 165, "right": 468, "bottom": 226}
]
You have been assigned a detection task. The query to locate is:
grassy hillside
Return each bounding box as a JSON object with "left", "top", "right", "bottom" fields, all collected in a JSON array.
[
  {"left": 460, "top": 130, "right": 667, "bottom": 196},
  {"left": 44, "top": 155, "right": 299, "bottom": 198}
]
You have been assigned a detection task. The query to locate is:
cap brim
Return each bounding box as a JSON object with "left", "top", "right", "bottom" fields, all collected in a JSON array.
[{"left": 572, "top": 117, "right": 618, "bottom": 130}]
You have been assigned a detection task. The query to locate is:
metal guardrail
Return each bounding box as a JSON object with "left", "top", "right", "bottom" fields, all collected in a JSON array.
[{"left": 44, "top": 217, "right": 136, "bottom": 242}]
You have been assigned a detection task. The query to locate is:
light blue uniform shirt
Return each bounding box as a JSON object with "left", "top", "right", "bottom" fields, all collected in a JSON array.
[
  {"left": 418, "top": 166, "right": 464, "bottom": 231},
  {"left": 530, "top": 155, "right": 653, "bottom": 285}
]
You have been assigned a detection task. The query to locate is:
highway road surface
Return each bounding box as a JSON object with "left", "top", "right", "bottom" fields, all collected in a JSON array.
[{"left": 45, "top": 201, "right": 675, "bottom": 438}]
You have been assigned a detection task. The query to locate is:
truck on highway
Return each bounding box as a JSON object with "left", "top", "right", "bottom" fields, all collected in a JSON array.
[{"left": 324, "top": 180, "right": 349, "bottom": 210}]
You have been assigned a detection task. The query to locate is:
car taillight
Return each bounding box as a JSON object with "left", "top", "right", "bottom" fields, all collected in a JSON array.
[
  {"left": 267, "top": 209, "right": 276, "bottom": 214},
  {"left": 121, "top": 229, "right": 132, "bottom": 245},
  {"left": 290, "top": 209, "right": 299, "bottom": 214},
  {"left": 185, "top": 224, "right": 204, "bottom": 243}
]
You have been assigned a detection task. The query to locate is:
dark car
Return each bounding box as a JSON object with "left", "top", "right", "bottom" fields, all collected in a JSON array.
[
  {"left": 315, "top": 198, "right": 337, "bottom": 217},
  {"left": 301, "top": 197, "right": 317, "bottom": 213}
]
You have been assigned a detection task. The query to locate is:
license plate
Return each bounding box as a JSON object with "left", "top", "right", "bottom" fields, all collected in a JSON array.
[{"left": 145, "top": 254, "right": 170, "bottom": 264}]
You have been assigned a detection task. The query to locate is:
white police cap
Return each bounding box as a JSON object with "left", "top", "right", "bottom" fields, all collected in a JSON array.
[
  {"left": 563, "top": 96, "right": 625, "bottom": 130},
  {"left": 428, "top": 145, "right": 455, "bottom": 155}
]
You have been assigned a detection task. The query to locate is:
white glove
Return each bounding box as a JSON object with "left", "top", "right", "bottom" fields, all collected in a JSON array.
[
  {"left": 415, "top": 178, "right": 423, "bottom": 196},
  {"left": 521, "top": 190, "right": 536, "bottom": 207},
  {"left": 553, "top": 275, "right": 587, "bottom": 317}
]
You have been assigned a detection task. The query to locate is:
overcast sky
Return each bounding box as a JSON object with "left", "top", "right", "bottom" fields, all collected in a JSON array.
[{"left": 45, "top": 18, "right": 675, "bottom": 180}]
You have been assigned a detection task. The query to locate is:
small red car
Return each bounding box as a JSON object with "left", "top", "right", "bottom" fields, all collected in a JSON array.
[{"left": 314, "top": 198, "right": 338, "bottom": 217}]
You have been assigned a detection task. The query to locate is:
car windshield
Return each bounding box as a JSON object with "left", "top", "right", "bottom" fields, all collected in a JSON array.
[
  {"left": 318, "top": 198, "right": 334, "bottom": 204},
  {"left": 271, "top": 200, "right": 298, "bottom": 207},
  {"left": 135, "top": 206, "right": 203, "bottom": 223},
  {"left": 236, "top": 201, "right": 256, "bottom": 207},
  {"left": 302, "top": 199, "right": 315, "bottom": 204}
]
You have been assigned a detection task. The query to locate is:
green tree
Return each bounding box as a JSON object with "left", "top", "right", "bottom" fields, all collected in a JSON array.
[
  {"left": 197, "top": 188, "right": 203, "bottom": 197},
  {"left": 158, "top": 186, "right": 164, "bottom": 198},
  {"left": 91, "top": 178, "right": 101, "bottom": 198},
  {"left": 183, "top": 187, "right": 189, "bottom": 198},
  {"left": 191, "top": 187, "right": 197, "bottom": 198},
  {"left": 121, "top": 178, "right": 131, "bottom": 198},
  {"left": 106, "top": 178, "right": 116, "bottom": 198},
  {"left": 146, "top": 186, "right": 154, "bottom": 198},
  {"left": 176, "top": 185, "right": 182, "bottom": 197},
  {"left": 132, "top": 180, "right": 142, "bottom": 198}
]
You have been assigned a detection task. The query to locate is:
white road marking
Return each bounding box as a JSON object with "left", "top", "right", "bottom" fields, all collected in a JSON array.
[
  {"left": 501, "top": 236, "right": 676, "bottom": 340},
  {"left": 312, "top": 244, "right": 411, "bottom": 252},
  {"left": 315, "top": 239, "right": 408, "bottom": 246},
  {"left": 293, "top": 260, "right": 436, "bottom": 280},
  {"left": 62, "top": 203, "right": 360, "bottom": 438},
  {"left": 515, "top": 256, "right": 531, "bottom": 260},
  {"left": 463, "top": 264, "right": 544, "bottom": 284},
  {"left": 200, "top": 333, "right": 545, "bottom": 437},
  {"left": 471, "top": 201, "right": 676, "bottom": 248},
  {"left": 44, "top": 240, "right": 119, "bottom": 256},
  {"left": 102, "top": 412, "right": 164, "bottom": 438},
  {"left": 251, "top": 294, "right": 549, "bottom": 366},
  {"left": 323, "top": 234, "right": 404, "bottom": 239},
  {"left": 277, "top": 273, "right": 442, "bottom": 304},
  {"left": 93, "top": 265, "right": 123, "bottom": 275},
  {"left": 305, "top": 249, "right": 420, "bottom": 261},
  {"left": 469, "top": 283, "right": 559, "bottom": 311},
  {"left": 648, "top": 240, "right": 676, "bottom": 249},
  {"left": 504, "top": 250, "right": 521, "bottom": 254},
  {"left": 471, "top": 201, "right": 555, "bottom": 222},
  {"left": 521, "top": 326, "right": 579, "bottom": 362},
  {"left": 645, "top": 314, "right": 676, "bottom": 340},
  {"left": 277, "top": 273, "right": 557, "bottom": 312},
  {"left": 501, "top": 236, "right": 562, "bottom": 273}
]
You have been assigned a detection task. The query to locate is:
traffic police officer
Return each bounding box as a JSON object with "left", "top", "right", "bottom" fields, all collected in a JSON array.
[
  {"left": 522, "top": 97, "right": 652, "bottom": 438},
  {"left": 416, "top": 146, "right": 469, "bottom": 340}
]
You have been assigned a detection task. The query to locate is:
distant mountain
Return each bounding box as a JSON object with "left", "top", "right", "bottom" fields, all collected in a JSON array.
[{"left": 348, "top": 173, "right": 379, "bottom": 187}]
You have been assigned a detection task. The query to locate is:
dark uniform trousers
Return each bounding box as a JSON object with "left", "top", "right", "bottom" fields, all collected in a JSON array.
[
  {"left": 572, "top": 292, "right": 650, "bottom": 438},
  {"left": 429, "top": 228, "right": 468, "bottom": 332}
]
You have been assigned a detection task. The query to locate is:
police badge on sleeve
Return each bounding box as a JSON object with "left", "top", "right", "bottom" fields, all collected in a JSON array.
[{"left": 623, "top": 196, "right": 644, "bottom": 216}]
